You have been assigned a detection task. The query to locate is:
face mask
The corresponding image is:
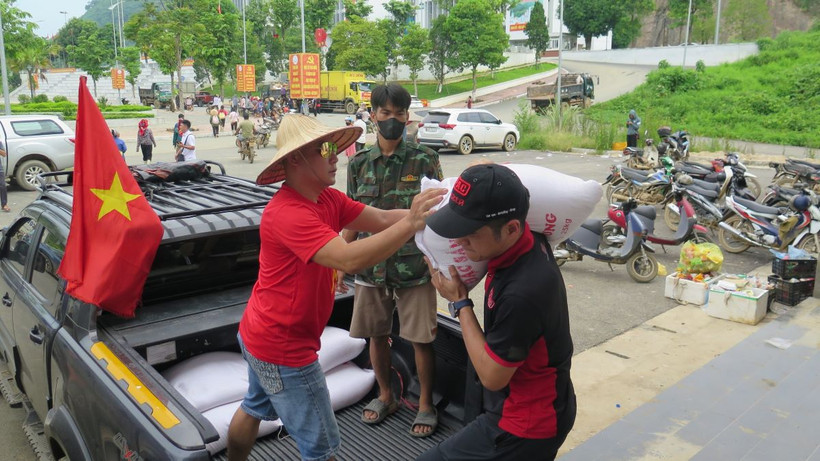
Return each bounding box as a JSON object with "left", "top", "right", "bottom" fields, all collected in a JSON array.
[{"left": 377, "top": 117, "right": 405, "bottom": 140}]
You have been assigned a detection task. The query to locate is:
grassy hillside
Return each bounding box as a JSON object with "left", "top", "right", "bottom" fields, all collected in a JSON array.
[{"left": 587, "top": 28, "right": 820, "bottom": 149}]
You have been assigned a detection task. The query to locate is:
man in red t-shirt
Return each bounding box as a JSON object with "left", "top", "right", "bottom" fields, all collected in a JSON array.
[
  {"left": 226, "top": 115, "right": 445, "bottom": 461},
  {"left": 419, "top": 164, "right": 576, "bottom": 461}
]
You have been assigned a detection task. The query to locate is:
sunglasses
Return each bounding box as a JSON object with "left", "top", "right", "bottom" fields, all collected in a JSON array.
[{"left": 320, "top": 142, "right": 338, "bottom": 159}]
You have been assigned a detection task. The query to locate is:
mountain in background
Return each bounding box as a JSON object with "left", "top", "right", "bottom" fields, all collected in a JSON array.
[{"left": 80, "top": 0, "right": 161, "bottom": 28}]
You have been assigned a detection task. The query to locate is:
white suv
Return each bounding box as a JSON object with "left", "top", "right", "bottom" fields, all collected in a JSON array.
[
  {"left": 0, "top": 115, "right": 75, "bottom": 191},
  {"left": 417, "top": 108, "right": 519, "bottom": 155}
]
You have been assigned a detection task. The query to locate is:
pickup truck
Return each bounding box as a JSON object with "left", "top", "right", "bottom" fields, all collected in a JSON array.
[
  {"left": 194, "top": 92, "right": 214, "bottom": 107},
  {"left": 0, "top": 115, "right": 76, "bottom": 191},
  {"left": 527, "top": 73, "right": 595, "bottom": 110},
  {"left": 0, "top": 163, "right": 480, "bottom": 460}
]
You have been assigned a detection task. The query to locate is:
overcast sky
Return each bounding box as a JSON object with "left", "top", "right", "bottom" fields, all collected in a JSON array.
[{"left": 23, "top": 0, "right": 89, "bottom": 38}]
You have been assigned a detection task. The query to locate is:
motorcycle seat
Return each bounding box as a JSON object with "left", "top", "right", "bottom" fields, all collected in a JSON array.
[
  {"left": 733, "top": 196, "right": 782, "bottom": 216},
  {"left": 676, "top": 164, "right": 712, "bottom": 176},
  {"left": 621, "top": 166, "right": 652, "bottom": 176},
  {"left": 621, "top": 169, "right": 653, "bottom": 183},
  {"left": 789, "top": 159, "right": 820, "bottom": 170},
  {"left": 580, "top": 218, "right": 604, "bottom": 235},
  {"left": 678, "top": 161, "right": 712, "bottom": 172},
  {"left": 683, "top": 184, "right": 720, "bottom": 200},
  {"left": 634, "top": 205, "right": 657, "bottom": 222},
  {"left": 783, "top": 161, "right": 816, "bottom": 175},
  {"left": 691, "top": 178, "right": 721, "bottom": 191}
]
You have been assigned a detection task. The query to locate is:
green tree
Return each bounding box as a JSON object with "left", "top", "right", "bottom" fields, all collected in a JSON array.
[
  {"left": 1, "top": 0, "right": 39, "bottom": 89},
  {"left": 398, "top": 24, "right": 430, "bottom": 95},
  {"left": 724, "top": 0, "right": 772, "bottom": 41},
  {"left": 524, "top": 1, "right": 549, "bottom": 68},
  {"left": 563, "top": 0, "right": 623, "bottom": 50},
  {"left": 9, "top": 36, "right": 59, "bottom": 98},
  {"left": 328, "top": 18, "right": 388, "bottom": 78},
  {"left": 427, "top": 15, "right": 453, "bottom": 94},
  {"left": 66, "top": 27, "right": 111, "bottom": 97},
  {"left": 668, "top": 0, "right": 714, "bottom": 42},
  {"left": 343, "top": 0, "right": 373, "bottom": 19},
  {"left": 54, "top": 18, "right": 102, "bottom": 67},
  {"left": 612, "top": 0, "right": 654, "bottom": 49},
  {"left": 120, "top": 46, "right": 142, "bottom": 99},
  {"left": 384, "top": 0, "right": 417, "bottom": 77},
  {"left": 446, "top": 0, "right": 508, "bottom": 96},
  {"left": 246, "top": 0, "right": 299, "bottom": 75},
  {"left": 196, "top": 0, "right": 243, "bottom": 96}
]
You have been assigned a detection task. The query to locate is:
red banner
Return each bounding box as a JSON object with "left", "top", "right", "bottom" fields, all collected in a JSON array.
[
  {"left": 288, "top": 53, "right": 321, "bottom": 99},
  {"left": 314, "top": 28, "right": 327, "bottom": 47}
]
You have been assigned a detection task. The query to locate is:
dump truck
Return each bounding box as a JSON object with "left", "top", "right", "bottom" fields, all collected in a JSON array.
[
  {"left": 318, "top": 71, "right": 375, "bottom": 114},
  {"left": 138, "top": 82, "right": 173, "bottom": 109},
  {"left": 527, "top": 73, "right": 595, "bottom": 110}
]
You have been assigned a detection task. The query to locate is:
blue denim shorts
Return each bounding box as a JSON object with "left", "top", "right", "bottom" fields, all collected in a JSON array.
[{"left": 238, "top": 333, "right": 341, "bottom": 461}]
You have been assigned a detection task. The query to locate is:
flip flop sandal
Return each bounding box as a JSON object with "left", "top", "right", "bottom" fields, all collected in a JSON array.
[
  {"left": 361, "top": 398, "right": 400, "bottom": 425},
  {"left": 2, "top": 206, "right": 10, "bottom": 212},
  {"left": 409, "top": 408, "right": 438, "bottom": 438}
]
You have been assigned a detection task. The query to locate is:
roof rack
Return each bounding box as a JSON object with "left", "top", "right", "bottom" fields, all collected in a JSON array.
[{"left": 36, "top": 161, "right": 278, "bottom": 222}]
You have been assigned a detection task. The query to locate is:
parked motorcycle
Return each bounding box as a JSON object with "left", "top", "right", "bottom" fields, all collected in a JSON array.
[
  {"left": 553, "top": 208, "right": 659, "bottom": 283},
  {"left": 768, "top": 159, "right": 820, "bottom": 191},
  {"left": 761, "top": 183, "right": 817, "bottom": 208},
  {"left": 607, "top": 166, "right": 672, "bottom": 206},
  {"left": 623, "top": 131, "right": 660, "bottom": 170},
  {"left": 605, "top": 191, "right": 712, "bottom": 250},
  {"left": 675, "top": 153, "right": 761, "bottom": 199},
  {"left": 236, "top": 136, "right": 256, "bottom": 163},
  {"left": 664, "top": 178, "right": 726, "bottom": 233},
  {"left": 717, "top": 194, "right": 820, "bottom": 256},
  {"left": 255, "top": 117, "right": 277, "bottom": 148},
  {"left": 657, "top": 126, "right": 690, "bottom": 162}
]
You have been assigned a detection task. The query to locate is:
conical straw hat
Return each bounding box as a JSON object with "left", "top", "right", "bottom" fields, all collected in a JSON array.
[{"left": 256, "top": 115, "right": 362, "bottom": 185}]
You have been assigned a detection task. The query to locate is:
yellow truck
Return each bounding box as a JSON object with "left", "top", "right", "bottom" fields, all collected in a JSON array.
[{"left": 319, "top": 71, "right": 375, "bottom": 114}]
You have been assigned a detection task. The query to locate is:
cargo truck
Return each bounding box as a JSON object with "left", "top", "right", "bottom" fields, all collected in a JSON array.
[
  {"left": 318, "top": 71, "right": 375, "bottom": 114},
  {"left": 527, "top": 73, "right": 595, "bottom": 110},
  {"left": 138, "top": 82, "right": 173, "bottom": 109}
]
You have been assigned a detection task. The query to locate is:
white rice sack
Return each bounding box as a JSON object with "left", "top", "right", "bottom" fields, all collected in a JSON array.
[
  {"left": 162, "top": 352, "right": 248, "bottom": 413},
  {"left": 504, "top": 164, "right": 602, "bottom": 244},
  {"left": 325, "top": 361, "right": 376, "bottom": 411},
  {"left": 318, "top": 326, "right": 367, "bottom": 373},
  {"left": 415, "top": 177, "right": 489, "bottom": 290},
  {"left": 203, "top": 401, "right": 282, "bottom": 455}
]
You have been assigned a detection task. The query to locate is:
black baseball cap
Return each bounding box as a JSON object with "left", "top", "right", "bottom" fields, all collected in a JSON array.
[{"left": 427, "top": 164, "right": 530, "bottom": 239}]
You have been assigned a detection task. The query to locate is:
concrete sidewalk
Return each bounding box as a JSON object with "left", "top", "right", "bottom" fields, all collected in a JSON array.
[{"left": 560, "top": 297, "right": 819, "bottom": 460}]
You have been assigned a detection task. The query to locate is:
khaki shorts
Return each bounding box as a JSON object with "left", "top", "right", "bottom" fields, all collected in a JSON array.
[{"left": 349, "top": 283, "right": 437, "bottom": 344}]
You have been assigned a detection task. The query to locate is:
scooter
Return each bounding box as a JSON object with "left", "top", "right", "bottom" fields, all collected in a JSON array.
[
  {"left": 717, "top": 195, "right": 820, "bottom": 256},
  {"left": 604, "top": 191, "right": 712, "bottom": 250},
  {"left": 674, "top": 153, "right": 761, "bottom": 199},
  {"left": 553, "top": 209, "right": 659, "bottom": 283}
]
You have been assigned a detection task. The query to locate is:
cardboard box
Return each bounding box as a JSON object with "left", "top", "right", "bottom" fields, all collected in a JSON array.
[
  {"left": 664, "top": 275, "right": 723, "bottom": 305},
  {"left": 704, "top": 286, "right": 770, "bottom": 325}
]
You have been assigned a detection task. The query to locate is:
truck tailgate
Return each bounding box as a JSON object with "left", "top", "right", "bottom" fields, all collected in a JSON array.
[{"left": 213, "top": 400, "right": 461, "bottom": 460}]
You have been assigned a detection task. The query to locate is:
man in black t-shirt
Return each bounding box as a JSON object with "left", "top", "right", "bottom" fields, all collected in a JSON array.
[{"left": 420, "top": 164, "right": 576, "bottom": 461}]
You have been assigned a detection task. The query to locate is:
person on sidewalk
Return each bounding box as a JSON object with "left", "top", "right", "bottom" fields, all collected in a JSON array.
[
  {"left": 626, "top": 109, "right": 641, "bottom": 148},
  {"left": 210, "top": 106, "right": 221, "bottom": 137},
  {"left": 344, "top": 83, "right": 444, "bottom": 438},
  {"left": 136, "top": 119, "right": 157, "bottom": 164},
  {"left": 226, "top": 115, "right": 446, "bottom": 461},
  {"left": 419, "top": 163, "right": 576, "bottom": 461},
  {"left": 0, "top": 141, "right": 11, "bottom": 212},
  {"left": 353, "top": 113, "right": 367, "bottom": 151},
  {"left": 466, "top": 95, "right": 473, "bottom": 109}
]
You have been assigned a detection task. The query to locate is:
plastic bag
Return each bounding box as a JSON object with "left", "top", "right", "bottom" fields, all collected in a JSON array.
[{"left": 677, "top": 241, "right": 724, "bottom": 274}]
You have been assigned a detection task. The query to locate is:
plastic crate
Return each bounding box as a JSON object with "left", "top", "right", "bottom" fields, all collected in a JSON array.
[
  {"left": 767, "top": 275, "right": 815, "bottom": 306},
  {"left": 771, "top": 257, "right": 817, "bottom": 279}
]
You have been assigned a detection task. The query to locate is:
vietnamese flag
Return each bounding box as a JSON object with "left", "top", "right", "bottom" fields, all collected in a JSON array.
[{"left": 57, "top": 76, "right": 163, "bottom": 317}]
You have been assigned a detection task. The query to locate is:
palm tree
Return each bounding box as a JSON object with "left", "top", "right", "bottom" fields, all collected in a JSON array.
[{"left": 9, "top": 36, "right": 60, "bottom": 98}]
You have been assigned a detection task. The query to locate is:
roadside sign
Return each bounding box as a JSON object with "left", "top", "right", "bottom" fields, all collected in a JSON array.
[
  {"left": 288, "top": 53, "right": 321, "bottom": 99},
  {"left": 236, "top": 65, "right": 256, "bottom": 93},
  {"left": 111, "top": 68, "right": 126, "bottom": 90}
]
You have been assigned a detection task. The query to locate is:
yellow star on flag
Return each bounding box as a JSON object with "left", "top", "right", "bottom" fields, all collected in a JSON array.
[{"left": 90, "top": 172, "right": 142, "bottom": 221}]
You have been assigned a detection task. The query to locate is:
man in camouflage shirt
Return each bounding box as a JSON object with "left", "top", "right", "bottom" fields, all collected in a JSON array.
[{"left": 343, "top": 83, "right": 443, "bottom": 437}]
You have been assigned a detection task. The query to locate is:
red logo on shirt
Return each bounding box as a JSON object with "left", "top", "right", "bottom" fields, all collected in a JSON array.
[{"left": 487, "top": 288, "right": 495, "bottom": 310}]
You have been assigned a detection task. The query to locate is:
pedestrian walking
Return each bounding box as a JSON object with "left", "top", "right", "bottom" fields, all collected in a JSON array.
[
  {"left": 232, "top": 94, "right": 239, "bottom": 112},
  {"left": 112, "top": 130, "right": 127, "bottom": 161},
  {"left": 136, "top": 119, "right": 157, "bottom": 164},
  {"left": 354, "top": 112, "right": 367, "bottom": 151},
  {"left": 626, "top": 109, "right": 641, "bottom": 148},
  {"left": 229, "top": 108, "right": 239, "bottom": 132},
  {"left": 219, "top": 105, "right": 228, "bottom": 131},
  {"left": 210, "top": 106, "right": 220, "bottom": 137},
  {"left": 175, "top": 120, "right": 196, "bottom": 161},
  {"left": 0, "top": 141, "right": 11, "bottom": 212},
  {"left": 172, "top": 113, "right": 184, "bottom": 148},
  {"left": 466, "top": 95, "right": 473, "bottom": 108}
]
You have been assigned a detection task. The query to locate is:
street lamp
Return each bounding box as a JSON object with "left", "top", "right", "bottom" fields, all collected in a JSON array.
[
  {"left": 109, "top": 2, "right": 121, "bottom": 63},
  {"left": 1, "top": 8, "right": 11, "bottom": 115},
  {"left": 59, "top": 11, "right": 69, "bottom": 67}
]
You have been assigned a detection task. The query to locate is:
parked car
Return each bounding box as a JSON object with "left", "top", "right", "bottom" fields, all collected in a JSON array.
[
  {"left": 410, "top": 95, "right": 424, "bottom": 109},
  {"left": 0, "top": 115, "right": 75, "bottom": 191},
  {"left": 416, "top": 108, "right": 519, "bottom": 155}
]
